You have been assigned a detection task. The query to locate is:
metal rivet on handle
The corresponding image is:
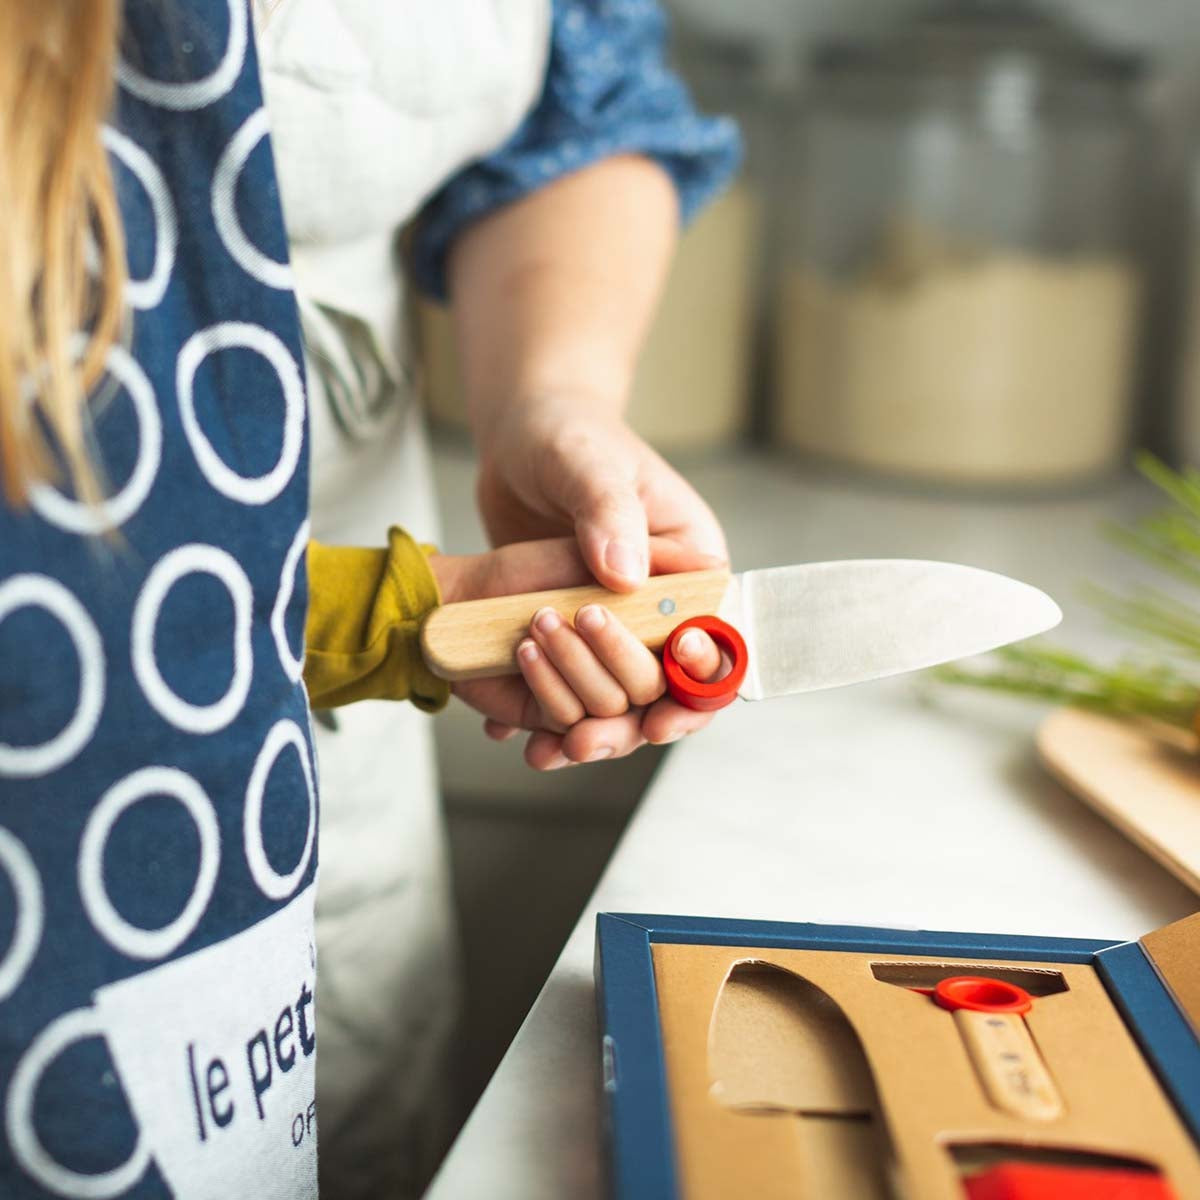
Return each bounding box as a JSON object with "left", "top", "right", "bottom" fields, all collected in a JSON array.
[{"left": 658, "top": 598, "right": 676, "bottom": 615}]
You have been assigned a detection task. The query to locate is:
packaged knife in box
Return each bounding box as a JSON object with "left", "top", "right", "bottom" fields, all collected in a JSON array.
[{"left": 594, "top": 912, "right": 1200, "bottom": 1200}]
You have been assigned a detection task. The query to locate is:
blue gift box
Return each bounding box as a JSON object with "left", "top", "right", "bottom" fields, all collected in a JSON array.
[{"left": 594, "top": 912, "right": 1200, "bottom": 1199}]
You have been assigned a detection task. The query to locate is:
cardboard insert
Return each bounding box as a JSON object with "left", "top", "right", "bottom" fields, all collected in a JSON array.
[{"left": 651, "top": 943, "right": 1200, "bottom": 1200}]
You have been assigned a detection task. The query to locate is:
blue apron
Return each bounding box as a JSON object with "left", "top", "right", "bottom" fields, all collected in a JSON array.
[{"left": 0, "top": 2, "right": 319, "bottom": 1195}]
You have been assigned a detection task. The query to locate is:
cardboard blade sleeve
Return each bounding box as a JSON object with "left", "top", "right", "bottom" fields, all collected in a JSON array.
[{"left": 727, "top": 559, "right": 1061, "bottom": 703}]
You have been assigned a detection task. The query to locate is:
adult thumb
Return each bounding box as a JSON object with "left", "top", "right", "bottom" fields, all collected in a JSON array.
[{"left": 569, "top": 470, "right": 650, "bottom": 593}]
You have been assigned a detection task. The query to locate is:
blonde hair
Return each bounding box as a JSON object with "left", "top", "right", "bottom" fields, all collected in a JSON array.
[{"left": 0, "top": 0, "right": 127, "bottom": 507}]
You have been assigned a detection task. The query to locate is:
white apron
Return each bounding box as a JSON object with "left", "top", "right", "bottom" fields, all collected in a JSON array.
[{"left": 254, "top": 4, "right": 550, "bottom": 1196}]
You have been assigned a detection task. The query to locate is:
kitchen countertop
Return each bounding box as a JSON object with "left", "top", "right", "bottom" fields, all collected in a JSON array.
[{"left": 425, "top": 448, "right": 1199, "bottom": 1200}]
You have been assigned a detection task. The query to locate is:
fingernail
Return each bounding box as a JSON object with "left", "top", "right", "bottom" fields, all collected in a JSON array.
[
  {"left": 518, "top": 639, "right": 539, "bottom": 664},
  {"left": 576, "top": 604, "right": 606, "bottom": 634},
  {"left": 676, "top": 630, "right": 703, "bottom": 658},
  {"left": 605, "top": 539, "right": 644, "bottom": 583},
  {"left": 659, "top": 731, "right": 683, "bottom": 744},
  {"left": 544, "top": 753, "right": 570, "bottom": 770},
  {"left": 534, "top": 607, "right": 561, "bottom": 635},
  {"left": 589, "top": 746, "right": 614, "bottom": 761}
]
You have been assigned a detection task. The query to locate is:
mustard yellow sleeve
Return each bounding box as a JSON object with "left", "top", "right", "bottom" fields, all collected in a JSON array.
[{"left": 303, "top": 526, "right": 451, "bottom": 713}]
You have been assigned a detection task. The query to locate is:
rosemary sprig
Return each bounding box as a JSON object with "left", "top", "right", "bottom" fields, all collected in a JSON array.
[
  {"left": 1107, "top": 516, "right": 1200, "bottom": 590},
  {"left": 935, "top": 453, "right": 1200, "bottom": 732},
  {"left": 937, "top": 646, "right": 1198, "bottom": 730},
  {"left": 1134, "top": 450, "right": 1200, "bottom": 521},
  {"left": 1083, "top": 585, "right": 1200, "bottom": 660}
]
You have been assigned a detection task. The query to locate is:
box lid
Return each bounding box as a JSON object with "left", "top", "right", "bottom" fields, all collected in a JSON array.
[{"left": 1141, "top": 911, "right": 1200, "bottom": 1037}]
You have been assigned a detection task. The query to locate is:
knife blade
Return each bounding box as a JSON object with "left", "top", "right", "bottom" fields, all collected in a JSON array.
[
  {"left": 419, "top": 559, "right": 1060, "bottom": 708},
  {"left": 727, "top": 559, "right": 1060, "bottom": 702}
]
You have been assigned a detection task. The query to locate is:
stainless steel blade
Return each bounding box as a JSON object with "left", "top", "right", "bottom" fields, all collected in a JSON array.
[{"left": 723, "top": 560, "right": 1061, "bottom": 702}]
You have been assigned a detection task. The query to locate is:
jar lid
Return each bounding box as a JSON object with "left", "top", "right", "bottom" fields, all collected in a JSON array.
[{"left": 814, "top": 0, "right": 1143, "bottom": 85}]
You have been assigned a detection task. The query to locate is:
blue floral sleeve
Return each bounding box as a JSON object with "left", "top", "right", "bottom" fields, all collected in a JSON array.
[{"left": 411, "top": 0, "right": 742, "bottom": 301}]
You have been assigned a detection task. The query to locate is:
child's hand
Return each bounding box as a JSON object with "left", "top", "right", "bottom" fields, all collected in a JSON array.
[{"left": 428, "top": 538, "right": 722, "bottom": 770}]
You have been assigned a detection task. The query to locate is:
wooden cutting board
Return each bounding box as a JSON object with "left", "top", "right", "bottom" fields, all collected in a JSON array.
[{"left": 1037, "top": 707, "right": 1200, "bottom": 895}]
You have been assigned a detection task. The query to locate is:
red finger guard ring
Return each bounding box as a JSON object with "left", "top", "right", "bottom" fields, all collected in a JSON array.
[
  {"left": 933, "top": 976, "right": 1033, "bottom": 1015},
  {"left": 662, "top": 615, "right": 748, "bottom": 712}
]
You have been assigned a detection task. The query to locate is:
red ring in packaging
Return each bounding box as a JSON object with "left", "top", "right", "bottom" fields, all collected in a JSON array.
[{"left": 934, "top": 976, "right": 1033, "bottom": 1015}]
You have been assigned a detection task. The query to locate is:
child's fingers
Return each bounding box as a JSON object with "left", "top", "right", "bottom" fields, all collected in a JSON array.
[
  {"left": 483, "top": 719, "right": 520, "bottom": 741},
  {"left": 454, "top": 605, "right": 727, "bottom": 763},
  {"left": 529, "top": 712, "right": 653, "bottom": 769},
  {"left": 573, "top": 605, "right": 665, "bottom": 707},
  {"left": 641, "top": 696, "right": 717, "bottom": 745},
  {"left": 561, "top": 712, "right": 647, "bottom": 764},
  {"left": 638, "top": 625, "right": 722, "bottom": 745},
  {"left": 671, "top": 626, "right": 723, "bottom": 682},
  {"left": 529, "top": 607, "right": 628, "bottom": 719},
  {"left": 524, "top": 729, "right": 572, "bottom": 771},
  {"left": 516, "top": 638, "right": 585, "bottom": 730},
  {"left": 454, "top": 676, "right": 555, "bottom": 733}
]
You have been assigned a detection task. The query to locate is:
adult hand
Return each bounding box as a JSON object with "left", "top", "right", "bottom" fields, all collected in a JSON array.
[
  {"left": 476, "top": 395, "right": 728, "bottom": 591},
  {"left": 472, "top": 395, "right": 730, "bottom": 760},
  {"left": 430, "top": 532, "right": 724, "bottom": 770},
  {"left": 445, "top": 157, "right": 732, "bottom": 761}
]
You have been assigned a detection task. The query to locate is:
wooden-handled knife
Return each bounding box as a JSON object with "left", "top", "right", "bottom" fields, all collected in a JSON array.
[{"left": 420, "top": 559, "right": 1061, "bottom": 711}]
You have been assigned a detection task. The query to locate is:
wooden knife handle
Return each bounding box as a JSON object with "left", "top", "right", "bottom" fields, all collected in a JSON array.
[
  {"left": 953, "top": 1010, "right": 1064, "bottom": 1122},
  {"left": 420, "top": 568, "right": 732, "bottom": 682}
]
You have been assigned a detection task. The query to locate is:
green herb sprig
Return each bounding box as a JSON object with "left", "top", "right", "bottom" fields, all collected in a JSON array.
[{"left": 935, "top": 453, "right": 1200, "bottom": 734}]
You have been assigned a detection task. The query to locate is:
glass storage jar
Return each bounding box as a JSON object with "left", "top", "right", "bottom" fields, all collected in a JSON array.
[{"left": 773, "top": 0, "right": 1144, "bottom": 487}]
